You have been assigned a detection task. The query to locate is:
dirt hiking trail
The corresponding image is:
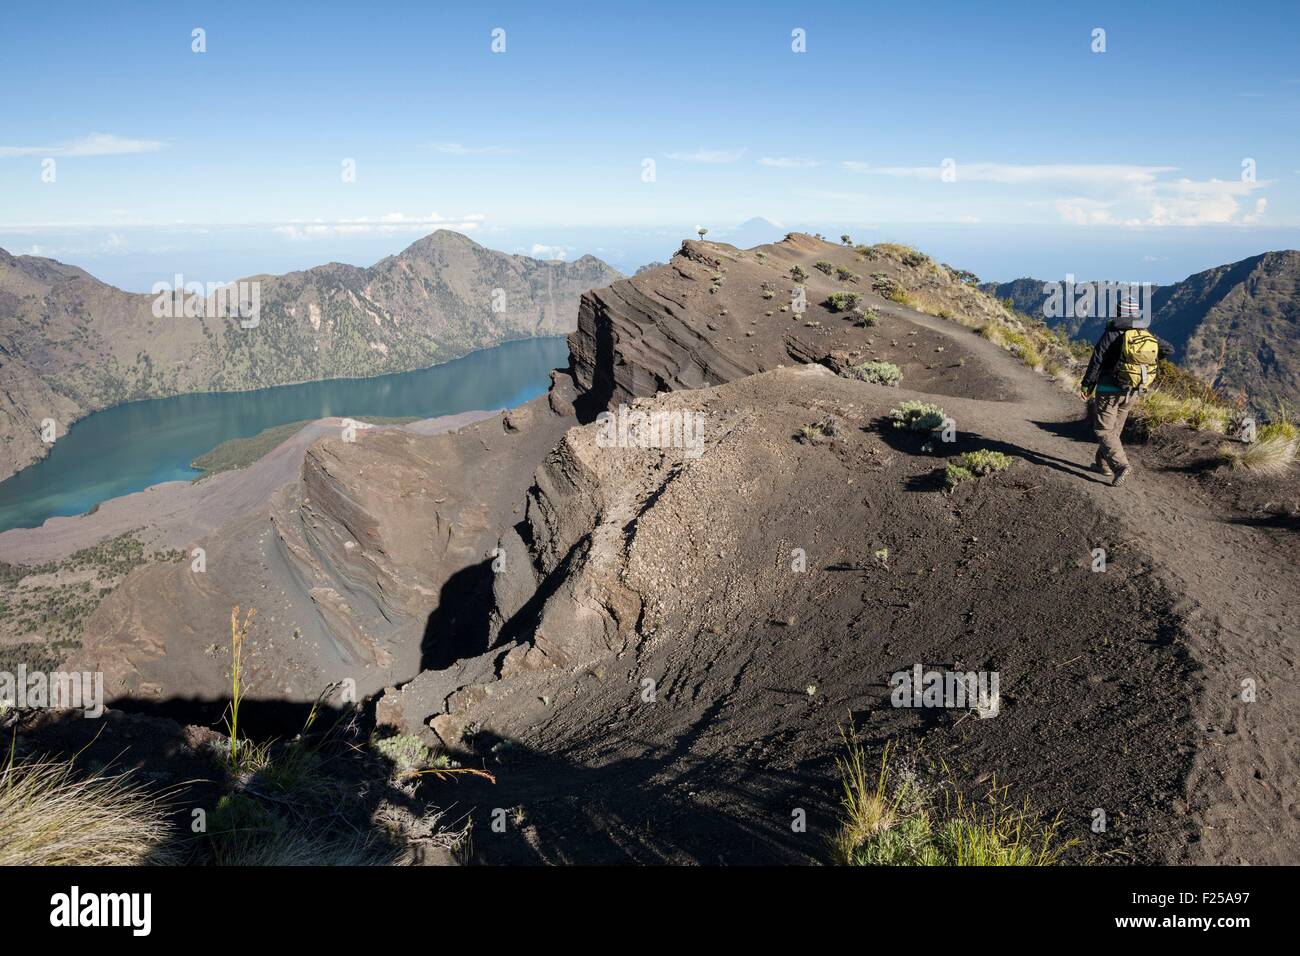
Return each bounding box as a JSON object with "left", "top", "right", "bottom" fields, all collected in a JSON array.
[
  {"left": 882, "top": 305, "right": 1299, "bottom": 864},
  {"left": 440, "top": 293, "right": 1297, "bottom": 865}
]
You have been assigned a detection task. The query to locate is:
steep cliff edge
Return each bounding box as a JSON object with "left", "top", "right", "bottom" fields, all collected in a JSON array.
[
  {"left": 73, "top": 375, "right": 582, "bottom": 706},
  {"left": 567, "top": 233, "right": 1071, "bottom": 416}
]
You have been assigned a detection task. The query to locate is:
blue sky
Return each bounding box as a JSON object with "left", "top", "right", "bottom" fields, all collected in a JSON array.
[{"left": 2, "top": 0, "right": 1298, "bottom": 288}]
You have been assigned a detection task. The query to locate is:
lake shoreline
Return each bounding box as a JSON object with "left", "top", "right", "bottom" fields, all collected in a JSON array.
[
  {"left": 0, "top": 333, "right": 572, "bottom": 486},
  {"left": 0, "top": 336, "right": 570, "bottom": 537},
  {"left": 0, "top": 410, "right": 499, "bottom": 565}
]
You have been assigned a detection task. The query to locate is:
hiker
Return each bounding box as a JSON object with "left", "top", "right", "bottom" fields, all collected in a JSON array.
[{"left": 1080, "top": 294, "right": 1170, "bottom": 486}]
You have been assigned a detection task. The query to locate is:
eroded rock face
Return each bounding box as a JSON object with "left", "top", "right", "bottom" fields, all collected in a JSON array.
[
  {"left": 568, "top": 234, "right": 1020, "bottom": 416},
  {"left": 388, "top": 365, "right": 838, "bottom": 735},
  {"left": 75, "top": 381, "right": 581, "bottom": 707}
]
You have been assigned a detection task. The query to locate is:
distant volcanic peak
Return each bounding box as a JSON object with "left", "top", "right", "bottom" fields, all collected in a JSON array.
[
  {"left": 400, "top": 229, "right": 482, "bottom": 256},
  {"left": 0, "top": 232, "right": 619, "bottom": 483}
]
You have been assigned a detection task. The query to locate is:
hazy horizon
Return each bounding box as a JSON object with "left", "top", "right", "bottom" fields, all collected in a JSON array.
[
  {"left": 7, "top": 217, "right": 1300, "bottom": 294},
  {"left": 4, "top": 1, "right": 1299, "bottom": 288}
]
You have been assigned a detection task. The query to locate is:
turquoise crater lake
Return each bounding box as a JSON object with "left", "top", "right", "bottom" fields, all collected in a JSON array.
[{"left": 0, "top": 336, "right": 570, "bottom": 534}]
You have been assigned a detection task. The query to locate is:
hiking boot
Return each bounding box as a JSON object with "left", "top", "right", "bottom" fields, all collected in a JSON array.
[
  {"left": 1111, "top": 466, "right": 1131, "bottom": 487},
  {"left": 1093, "top": 452, "right": 1113, "bottom": 477}
]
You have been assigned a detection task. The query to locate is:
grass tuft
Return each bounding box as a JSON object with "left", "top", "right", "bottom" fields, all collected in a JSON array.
[
  {"left": 831, "top": 734, "right": 1076, "bottom": 866},
  {"left": 1218, "top": 436, "right": 1297, "bottom": 475},
  {"left": 1136, "top": 391, "right": 1230, "bottom": 433},
  {"left": 980, "top": 324, "right": 1042, "bottom": 370},
  {"left": 0, "top": 752, "right": 178, "bottom": 865}
]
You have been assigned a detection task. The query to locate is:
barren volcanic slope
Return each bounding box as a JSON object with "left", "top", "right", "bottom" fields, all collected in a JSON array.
[
  {"left": 0, "top": 232, "right": 620, "bottom": 481},
  {"left": 362, "top": 236, "right": 1297, "bottom": 864},
  {"left": 20, "top": 234, "right": 1298, "bottom": 866},
  {"left": 984, "top": 250, "right": 1300, "bottom": 411}
]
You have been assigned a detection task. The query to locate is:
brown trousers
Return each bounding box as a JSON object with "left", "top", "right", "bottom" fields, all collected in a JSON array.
[{"left": 1090, "top": 391, "right": 1138, "bottom": 471}]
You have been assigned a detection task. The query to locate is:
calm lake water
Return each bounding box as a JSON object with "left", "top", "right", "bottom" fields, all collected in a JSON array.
[{"left": 0, "top": 336, "right": 569, "bottom": 533}]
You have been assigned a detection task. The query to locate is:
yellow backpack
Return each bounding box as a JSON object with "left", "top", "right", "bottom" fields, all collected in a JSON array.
[{"left": 1115, "top": 329, "right": 1159, "bottom": 390}]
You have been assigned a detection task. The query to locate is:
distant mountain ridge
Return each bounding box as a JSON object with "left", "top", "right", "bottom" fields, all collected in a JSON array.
[
  {"left": 982, "top": 251, "right": 1300, "bottom": 410},
  {"left": 0, "top": 231, "right": 620, "bottom": 482}
]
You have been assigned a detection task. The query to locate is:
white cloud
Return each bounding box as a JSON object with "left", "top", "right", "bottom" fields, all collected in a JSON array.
[
  {"left": 843, "top": 160, "right": 1273, "bottom": 227},
  {"left": 426, "top": 142, "right": 516, "bottom": 155},
  {"left": 1145, "top": 178, "right": 1266, "bottom": 226},
  {"left": 1045, "top": 198, "right": 1142, "bottom": 227},
  {"left": 665, "top": 147, "right": 746, "bottom": 163},
  {"left": 843, "top": 161, "right": 1176, "bottom": 185},
  {"left": 1038, "top": 177, "right": 1268, "bottom": 228},
  {"left": 758, "top": 157, "right": 822, "bottom": 168},
  {"left": 529, "top": 244, "right": 570, "bottom": 260},
  {"left": 273, "top": 212, "right": 484, "bottom": 239},
  {"left": 0, "top": 132, "right": 165, "bottom": 158}
]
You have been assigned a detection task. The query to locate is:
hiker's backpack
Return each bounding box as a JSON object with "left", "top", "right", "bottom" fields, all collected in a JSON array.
[{"left": 1114, "top": 329, "right": 1159, "bottom": 390}]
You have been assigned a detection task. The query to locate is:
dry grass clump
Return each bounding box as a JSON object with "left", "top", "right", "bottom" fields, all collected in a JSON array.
[
  {"left": 1258, "top": 420, "right": 1300, "bottom": 444},
  {"left": 1218, "top": 436, "right": 1297, "bottom": 475},
  {"left": 207, "top": 792, "right": 401, "bottom": 866},
  {"left": 980, "top": 323, "right": 1042, "bottom": 370},
  {"left": 830, "top": 736, "right": 1076, "bottom": 866},
  {"left": 1136, "top": 391, "right": 1231, "bottom": 433},
  {"left": 0, "top": 754, "right": 178, "bottom": 865},
  {"left": 798, "top": 415, "right": 849, "bottom": 445}
]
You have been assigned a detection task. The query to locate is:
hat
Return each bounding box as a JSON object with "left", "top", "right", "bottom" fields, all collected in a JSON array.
[{"left": 1114, "top": 294, "right": 1150, "bottom": 329}]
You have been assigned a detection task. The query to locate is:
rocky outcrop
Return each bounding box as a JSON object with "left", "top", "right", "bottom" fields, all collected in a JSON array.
[
  {"left": 74, "top": 379, "right": 581, "bottom": 706},
  {"left": 569, "top": 234, "right": 1024, "bottom": 416}
]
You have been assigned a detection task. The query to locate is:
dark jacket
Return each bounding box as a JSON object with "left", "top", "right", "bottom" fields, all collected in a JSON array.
[{"left": 1082, "top": 322, "right": 1174, "bottom": 393}]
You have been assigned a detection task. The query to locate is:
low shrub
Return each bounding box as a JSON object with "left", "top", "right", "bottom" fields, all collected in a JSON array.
[
  {"left": 889, "top": 401, "right": 947, "bottom": 433},
  {"left": 944, "top": 463, "right": 974, "bottom": 486},
  {"left": 853, "top": 307, "right": 879, "bottom": 328},
  {"left": 849, "top": 361, "right": 902, "bottom": 386},
  {"left": 871, "top": 273, "right": 908, "bottom": 303},
  {"left": 958, "top": 449, "right": 1013, "bottom": 475},
  {"left": 374, "top": 734, "right": 431, "bottom": 772},
  {"left": 826, "top": 291, "right": 862, "bottom": 313}
]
